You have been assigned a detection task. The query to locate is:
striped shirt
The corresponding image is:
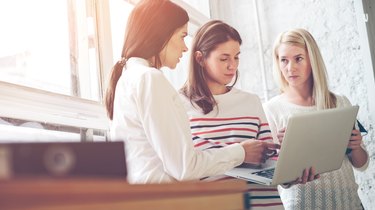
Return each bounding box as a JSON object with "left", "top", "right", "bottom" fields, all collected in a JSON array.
[
  {"left": 180, "top": 87, "right": 284, "bottom": 210},
  {"left": 191, "top": 116, "right": 272, "bottom": 149}
]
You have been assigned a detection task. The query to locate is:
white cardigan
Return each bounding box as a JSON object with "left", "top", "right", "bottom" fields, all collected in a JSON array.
[{"left": 263, "top": 94, "right": 368, "bottom": 210}]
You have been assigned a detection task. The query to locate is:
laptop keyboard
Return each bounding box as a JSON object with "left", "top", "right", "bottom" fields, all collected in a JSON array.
[{"left": 252, "top": 168, "right": 275, "bottom": 179}]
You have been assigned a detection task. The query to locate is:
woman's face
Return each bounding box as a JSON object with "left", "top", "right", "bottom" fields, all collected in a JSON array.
[
  {"left": 277, "top": 43, "right": 313, "bottom": 89},
  {"left": 202, "top": 39, "right": 240, "bottom": 94},
  {"left": 160, "top": 23, "right": 188, "bottom": 69}
]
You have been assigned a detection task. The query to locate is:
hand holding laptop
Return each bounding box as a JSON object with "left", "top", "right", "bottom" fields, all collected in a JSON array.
[
  {"left": 225, "top": 106, "right": 359, "bottom": 186},
  {"left": 276, "top": 128, "right": 286, "bottom": 144},
  {"left": 277, "top": 123, "right": 364, "bottom": 187},
  {"left": 276, "top": 127, "right": 322, "bottom": 187},
  {"left": 348, "top": 129, "right": 363, "bottom": 151},
  {"left": 346, "top": 128, "right": 368, "bottom": 168},
  {"left": 275, "top": 121, "right": 364, "bottom": 187},
  {"left": 282, "top": 167, "right": 321, "bottom": 188}
]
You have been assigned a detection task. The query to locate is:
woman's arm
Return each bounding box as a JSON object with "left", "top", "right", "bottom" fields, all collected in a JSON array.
[
  {"left": 338, "top": 95, "right": 369, "bottom": 169},
  {"left": 138, "top": 71, "right": 244, "bottom": 180},
  {"left": 347, "top": 129, "right": 368, "bottom": 168}
]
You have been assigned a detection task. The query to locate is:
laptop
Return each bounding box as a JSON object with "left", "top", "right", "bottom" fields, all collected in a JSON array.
[
  {"left": 225, "top": 105, "right": 359, "bottom": 186},
  {"left": 0, "top": 141, "right": 127, "bottom": 179}
]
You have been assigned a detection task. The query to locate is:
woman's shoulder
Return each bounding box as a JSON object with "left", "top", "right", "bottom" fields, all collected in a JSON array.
[
  {"left": 177, "top": 91, "right": 203, "bottom": 114},
  {"left": 178, "top": 92, "right": 190, "bottom": 106},
  {"left": 262, "top": 94, "right": 291, "bottom": 117},
  {"left": 333, "top": 93, "right": 348, "bottom": 100},
  {"left": 230, "top": 88, "right": 261, "bottom": 101},
  {"left": 263, "top": 94, "right": 284, "bottom": 108},
  {"left": 123, "top": 62, "right": 175, "bottom": 98},
  {"left": 333, "top": 93, "right": 352, "bottom": 107},
  {"left": 126, "top": 57, "right": 163, "bottom": 76},
  {"left": 136, "top": 67, "right": 169, "bottom": 88}
]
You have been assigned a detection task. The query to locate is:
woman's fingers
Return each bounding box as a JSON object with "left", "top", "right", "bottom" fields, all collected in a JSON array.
[
  {"left": 285, "top": 167, "right": 320, "bottom": 188},
  {"left": 301, "top": 168, "right": 309, "bottom": 184},
  {"left": 314, "top": 174, "right": 320, "bottom": 180},
  {"left": 348, "top": 129, "right": 363, "bottom": 150},
  {"left": 277, "top": 128, "right": 286, "bottom": 144},
  {"left": 308, "top": 167, "right": 316, "bottom": 181}
]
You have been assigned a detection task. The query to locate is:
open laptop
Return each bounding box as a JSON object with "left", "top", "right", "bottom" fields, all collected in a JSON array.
[
  {"left": 225, "top": 105, "right": 359, "bottom": 186},
  {"left": 0, "top": 141, "right": 127, "bottom": 179}
]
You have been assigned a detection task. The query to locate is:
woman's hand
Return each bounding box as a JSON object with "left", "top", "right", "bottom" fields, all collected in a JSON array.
[
  {"left": 277, "top": 128, "right": 286, "bottom": 144},
  {"left": 348, "top": 129, "right": 362, "bottom": 151},
  {"left": 282, "top": 167, "right": 320, "bottom": 188},
  {"left": 240, "top": 140, "right": 281, "bottom": 165},
  {"left": 347, "top": 129, "right": 368, "bottom": 168}
]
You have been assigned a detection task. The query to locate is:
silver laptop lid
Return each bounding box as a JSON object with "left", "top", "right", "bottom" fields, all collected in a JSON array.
[{"left": 272, "top": 105, "right": 359, "bottom": 185}]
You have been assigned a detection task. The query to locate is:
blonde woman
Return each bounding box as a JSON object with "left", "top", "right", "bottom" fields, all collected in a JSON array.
[{"left": 264, "top": 28, "right": 368, "bottom": 209}]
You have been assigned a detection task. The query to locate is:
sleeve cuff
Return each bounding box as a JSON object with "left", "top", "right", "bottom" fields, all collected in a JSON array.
[{"left": 221, "top": 143, "right": 245, "bottom": 167}]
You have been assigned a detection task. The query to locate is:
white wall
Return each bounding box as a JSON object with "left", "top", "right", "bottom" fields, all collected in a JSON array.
[{"left": 210, "top": 0, "right": 375, "bottom": 208}]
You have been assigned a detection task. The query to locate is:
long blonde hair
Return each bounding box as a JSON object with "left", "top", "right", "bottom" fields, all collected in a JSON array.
[{"left": 272, "top": 28, "right": 336, "bottom": 109}]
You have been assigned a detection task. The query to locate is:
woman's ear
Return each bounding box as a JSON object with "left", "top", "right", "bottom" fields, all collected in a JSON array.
[{"left": 194, "top": 51, "right": 204, "bottom": 66}]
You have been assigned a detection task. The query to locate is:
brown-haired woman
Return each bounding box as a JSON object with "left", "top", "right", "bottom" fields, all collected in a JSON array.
[{"left": 105, "top": 0, "right": 278, "bottom": 184}]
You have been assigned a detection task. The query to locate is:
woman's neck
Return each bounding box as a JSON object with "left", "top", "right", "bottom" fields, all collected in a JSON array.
[
  {"left": 147, "top": 57, "right": 156, "bottom": 68},
  {"left": 208, "top": 83, "right": 229, "bottom": 95},
  {"left": 284, "top": 86, "right": 314, "bottom": 106}
]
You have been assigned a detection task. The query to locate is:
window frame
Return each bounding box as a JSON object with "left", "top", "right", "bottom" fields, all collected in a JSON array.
[
  {"left": 0, "top": 0, "right": 209, "bottom": 141},
  {"left": 0, "top": 81, "right": 108, "bottom": 131}
]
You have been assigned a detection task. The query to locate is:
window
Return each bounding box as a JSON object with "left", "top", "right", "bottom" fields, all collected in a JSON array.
[
  {"left": 0, "top": 0, "right": 209, "bottom": 142},
  {"left": 181, "top": 0, "right": 210, "bottom": 17},
  {"left": 0, "top": 0, "right": 101, "bottom": 101},
  {"left": 109, "top": 0, "right": 134, "bottom": 63},
  {"left": 0, "top": 0, "right": 108, "bottom": 142}
]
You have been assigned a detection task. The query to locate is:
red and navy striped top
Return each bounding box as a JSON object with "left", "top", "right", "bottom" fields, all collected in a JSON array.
[
  {"left": 190, "top": 116, "right": 273, "bottom": 150},
  {"left": 180, "top": 88, "right": 283, "bottom": 209}
]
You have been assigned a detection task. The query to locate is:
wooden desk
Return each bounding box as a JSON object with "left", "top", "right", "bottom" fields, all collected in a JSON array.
[{"left": 0, "top": 178, "right": 250, "bottom": 210}]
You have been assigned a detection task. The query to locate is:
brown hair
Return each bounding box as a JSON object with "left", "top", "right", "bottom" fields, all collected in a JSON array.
[
  {"left": 105, "top": 0, "right": 189, "bottom": 120},
  {"left": 180, "top": 20, "right": 242, "bottom": 114}
]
